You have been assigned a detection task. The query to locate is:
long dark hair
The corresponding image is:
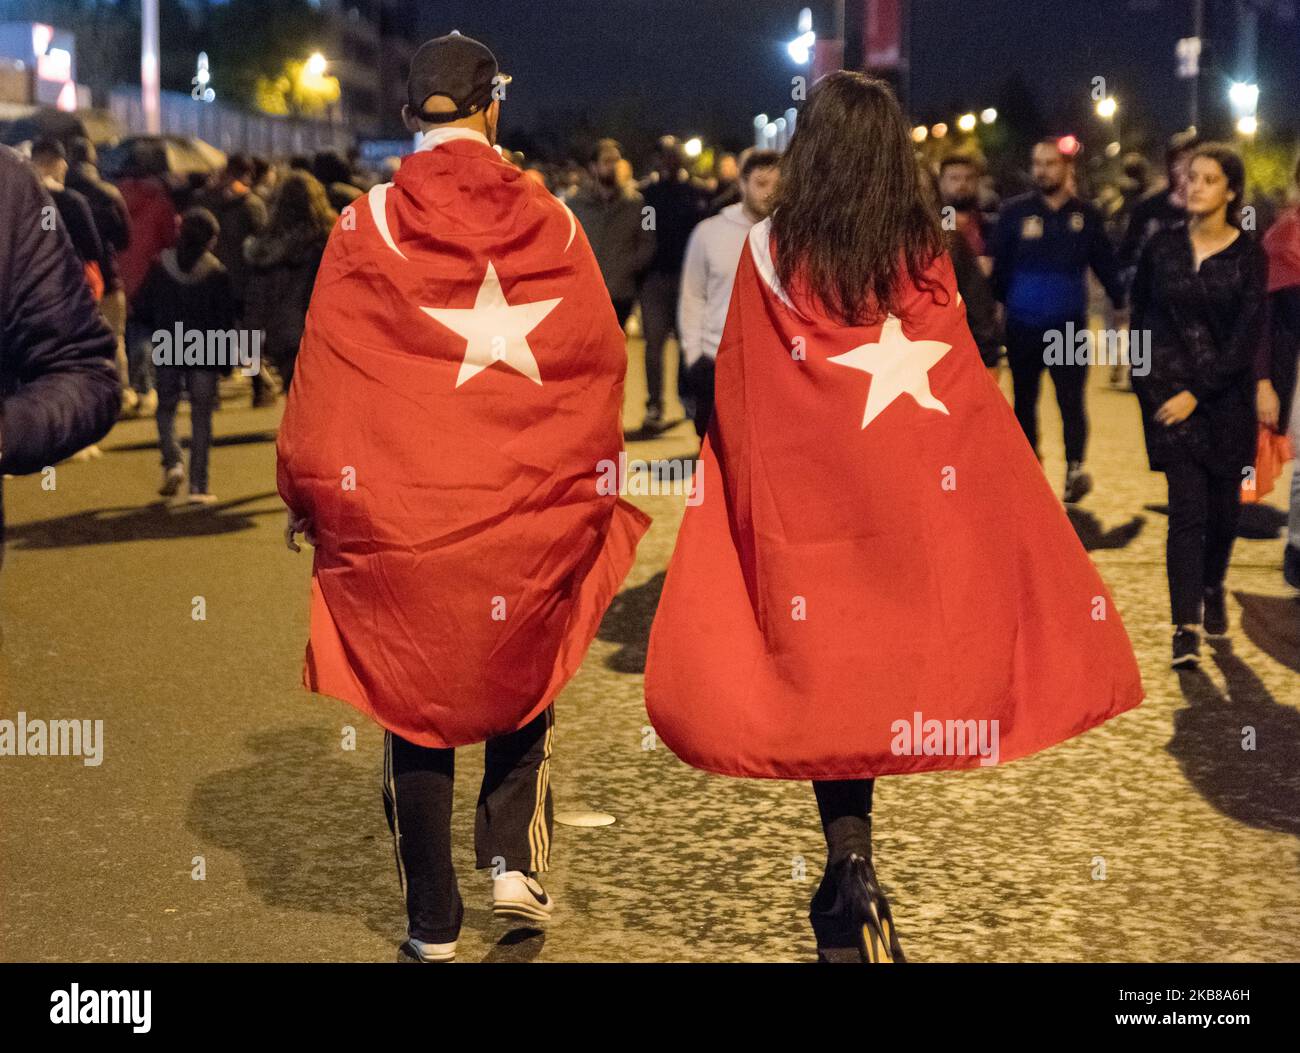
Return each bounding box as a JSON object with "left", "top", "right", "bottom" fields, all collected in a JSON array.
[
  {"left": 771, "top": 72, "right": 943, "bottom": 326},
  {"left": 265, "top": 170, "right": 338, "bottom": 242}
]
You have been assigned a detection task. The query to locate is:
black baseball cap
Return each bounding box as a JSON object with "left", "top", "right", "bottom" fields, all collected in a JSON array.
[{"left": 407, "top": 31, "right": 509, "bottom": 124}]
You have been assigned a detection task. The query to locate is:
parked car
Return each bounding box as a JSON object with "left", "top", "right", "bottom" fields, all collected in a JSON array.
[
  {"left": 0, "top": 105, "right": 122, "bottom": 150},
  {"left": 98, "top": 134, "right": 226, "bottom": 181}
]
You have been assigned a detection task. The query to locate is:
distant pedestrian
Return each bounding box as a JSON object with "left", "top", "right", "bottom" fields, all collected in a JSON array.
[
  {"left": 677, "top": 148, "right": 780, "bottom": 437},
  {"left": 990, "top": 136, "right": 1127, "bottom": 503},
  {"left": 706, "top": 151, "right": 740, "bottom": 216},
  {"left": 66, "top": 136, "right": 134, "bottom": 415},
  {"left": 1119, "top": 132, "right": 1200, "bottom": 280},
  {"left": 937, "top": 152, "right": 991, "bottom": 269},
  {"left": 244, "top": 171, "right": 336, "bottom": 390},
  {"left": 117, "top": 141, "right": 179, "bottom": 415},
  {"left": 133, "top": 208, "right": 235, "bottom": 505},
  {"left": 1131, "top": 144, "right": 1268, "bottom": 667},
  {"left": 29, "top": 138, "right": 106, "bottom": 299},
  {"left": 569, "top": 138, "right": 655, "bottom": 328},
  {"left": 312, "top": 151, "right": 363, "bottom": 214},
  {"left": 638, "top": 136, "right": 706, "bottom": 429},
  {"left": 195, "top": 154, "right": 270, "bottom": 406},
  {"left": 250, "top": 155, "right": 278, "bottom": 204},
  {"left": 1256, "top": 154, "right": 1300, "bottom": 588}
]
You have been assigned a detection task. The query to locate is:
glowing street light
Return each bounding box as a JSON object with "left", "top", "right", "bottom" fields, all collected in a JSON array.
[
  {"left": 1228, "top": 81, "right": 1259, "bottom": 114},
  {"left": 684, "top": 136, "right": 703, "bottom": 158},
  {"left": 1236, "top": 114, "right": 1258, "bottom": 137},
  {"left": 980, "top": 107, "right": 997, "bottom": 124},
  {"left": 930, "top": 122, "right": 948, "bottom": 139},
  {"left": 788, "top": 7, "right": 815, "bottom": 64},
  {"left": 957, "top": 112, "right": 977, "bottom": 133},
  {"left": 306, "top": 51, "right": 328, "bottom": 78},
  {"left": 1095, "top": 96, "right": 1118, "bottom": 120},
  {"left": 911, "top": 125, "right": 928, "bottom": 143},
  {"left": 141, "top": 0, "right": 160, "bottom": 133}
]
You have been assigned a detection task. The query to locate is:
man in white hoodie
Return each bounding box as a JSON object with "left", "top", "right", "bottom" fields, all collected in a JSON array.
[{"left": 677, "top": 149, "right": 781, "bottom": 437}]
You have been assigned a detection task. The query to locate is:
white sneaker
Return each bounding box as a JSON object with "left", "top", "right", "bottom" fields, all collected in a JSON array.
[
  {"left": 399, "top": 938, "right": 456, "bottom": 963},
  {"left": 492, "top": 871, "right": 553, "bottom": 923},
  {"left": 159, "top": 464, "right": 185, "bottom": 496},
  {"left": 186, "top": 490, "right": 218, "bottom": 505}
]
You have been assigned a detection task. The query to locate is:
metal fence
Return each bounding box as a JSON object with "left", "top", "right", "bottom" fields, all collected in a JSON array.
[{"left": 110, "top": 87, "right": 351, "bottom": 157}]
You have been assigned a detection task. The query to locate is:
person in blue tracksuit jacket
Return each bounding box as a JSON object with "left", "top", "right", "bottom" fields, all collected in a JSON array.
[{"left": 991, "top": 137, "right": 1126, "bottom": 503}]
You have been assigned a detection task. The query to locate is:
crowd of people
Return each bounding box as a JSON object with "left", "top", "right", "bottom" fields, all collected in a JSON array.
[
  {"left": 0, "top": 29, "right": 1296, "bottom": 964},
  {"left": 552, "top": 124, "right": 1299, "bottom": 671},
  {"left": 3, "top": 66, "right": 1298, "bottom": 684}
]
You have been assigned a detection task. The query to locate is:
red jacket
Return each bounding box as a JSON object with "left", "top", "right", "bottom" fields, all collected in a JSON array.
[{"left": 116, "top": 176, "right": 176, "bottom": 303}]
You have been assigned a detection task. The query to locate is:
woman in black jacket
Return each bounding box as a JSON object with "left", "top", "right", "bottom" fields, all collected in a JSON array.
[
  {"left": 243, "top": 171, "right": 336, "bottom": 391},
  {"left": 1132, "top": 144, "right": 1268, "bottom": 667}
]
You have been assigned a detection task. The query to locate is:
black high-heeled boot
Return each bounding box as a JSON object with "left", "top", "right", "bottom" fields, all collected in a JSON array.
[
  {"left": 843, "top": 852, "right": 905, "bottom": 963},
  {"left": 810, "top": 851, "right": 906, "bottom": 962}
]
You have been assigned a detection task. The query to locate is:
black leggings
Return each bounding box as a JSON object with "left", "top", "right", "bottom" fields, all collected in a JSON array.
[
  {"left": 813, "top": 779, "right": 874, "bottom": 863},
  {"left": 1164, "top": 459, "right": 1242, "bottom": 626}
]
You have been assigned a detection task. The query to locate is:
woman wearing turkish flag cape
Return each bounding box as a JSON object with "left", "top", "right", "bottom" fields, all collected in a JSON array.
[{"left": 645, "top": 73, "right": 1144, "bottom": 963}]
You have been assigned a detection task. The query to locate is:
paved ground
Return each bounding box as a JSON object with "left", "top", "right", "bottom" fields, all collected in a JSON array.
[{"left": 1, "top": 333, "right": 1297, "bottom": 963}]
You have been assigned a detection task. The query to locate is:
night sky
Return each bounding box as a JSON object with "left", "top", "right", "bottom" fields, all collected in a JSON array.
[{"left": 415, "top": 0, "right": 1300, "bottom": 155}]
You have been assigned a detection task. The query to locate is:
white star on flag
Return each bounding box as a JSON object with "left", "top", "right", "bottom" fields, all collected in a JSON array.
[
  {"left": 420, "top": 262, "right": 561, "bottom": 388},
  {"left": 827, "top": 314, "right": 951, "bottom": 429}
]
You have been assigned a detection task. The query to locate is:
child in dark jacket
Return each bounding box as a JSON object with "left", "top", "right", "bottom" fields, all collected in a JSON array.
[{"left": 132, "top": 208, "right": 235, "bottom": 503}]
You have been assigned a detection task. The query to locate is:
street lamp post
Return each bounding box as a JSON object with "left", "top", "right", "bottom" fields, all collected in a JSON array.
[{"left": 141, "top": 0, "right": 160, "bottom": 134}]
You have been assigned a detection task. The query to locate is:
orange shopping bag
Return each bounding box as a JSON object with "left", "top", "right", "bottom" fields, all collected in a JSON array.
[{"left": 1241, "top": 424, "right": 1294, "bottom": 504}]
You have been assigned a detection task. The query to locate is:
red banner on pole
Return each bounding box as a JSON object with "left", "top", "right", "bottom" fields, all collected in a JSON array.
[
  {"left": 866, "top": 0, "right": 902, "bottom": 70},
  {"left": 812, "top": 38, "right": 845, "bottom": 81}
]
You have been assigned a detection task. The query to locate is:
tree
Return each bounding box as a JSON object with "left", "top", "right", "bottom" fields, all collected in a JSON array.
[{"left": 202, "top": 0, "right": 330, "bottom": 111}]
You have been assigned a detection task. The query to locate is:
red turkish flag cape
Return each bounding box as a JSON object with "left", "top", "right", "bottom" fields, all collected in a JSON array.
[
  {"left": 277, "top": 133, "right": 649, "bottom": 749},
  {"left": 645, "top": 220, "right": 1143, "bottom": 779}
]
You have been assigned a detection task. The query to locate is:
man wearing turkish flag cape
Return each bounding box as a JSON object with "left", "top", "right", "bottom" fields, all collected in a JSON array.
[
  {"left": 645, "top": 73, "right": 1143, "bottom": 963},
  {"left": 277, "top": 34, "right": 648, "bottom": 963}
]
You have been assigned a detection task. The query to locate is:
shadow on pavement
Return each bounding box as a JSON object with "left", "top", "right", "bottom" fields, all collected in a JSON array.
[
  {"left": 188, "top": 725, "right": 406, "bottom": 947},
  {"left": 104, "top": 430, "right": 278, "bottom": 454},
  {"left": 1234, "top": 591, "right": 1300, "bottom": 674},
  {"left": 480, "top": 926, "right": 546, "bottom": 963},
  {"left": 1144, "top": 503, "right": 1287, "bottom": 540},
  {"left": 4, "top": 492, "right": 281, "bottom": 549},
  {"left": 1166, "top": 639, "right": 1300, "bottom": 845},
  {"left": 1065, "top": 507, "right": 1145, "bottom": 551},
  {"left": 597, "top": 571, "right": 665, "bottom": 674}
]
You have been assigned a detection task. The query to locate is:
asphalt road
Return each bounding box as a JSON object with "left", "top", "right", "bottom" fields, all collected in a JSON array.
[{"left": 1, "top": 344, "right": 1297, "bottom": 963}]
